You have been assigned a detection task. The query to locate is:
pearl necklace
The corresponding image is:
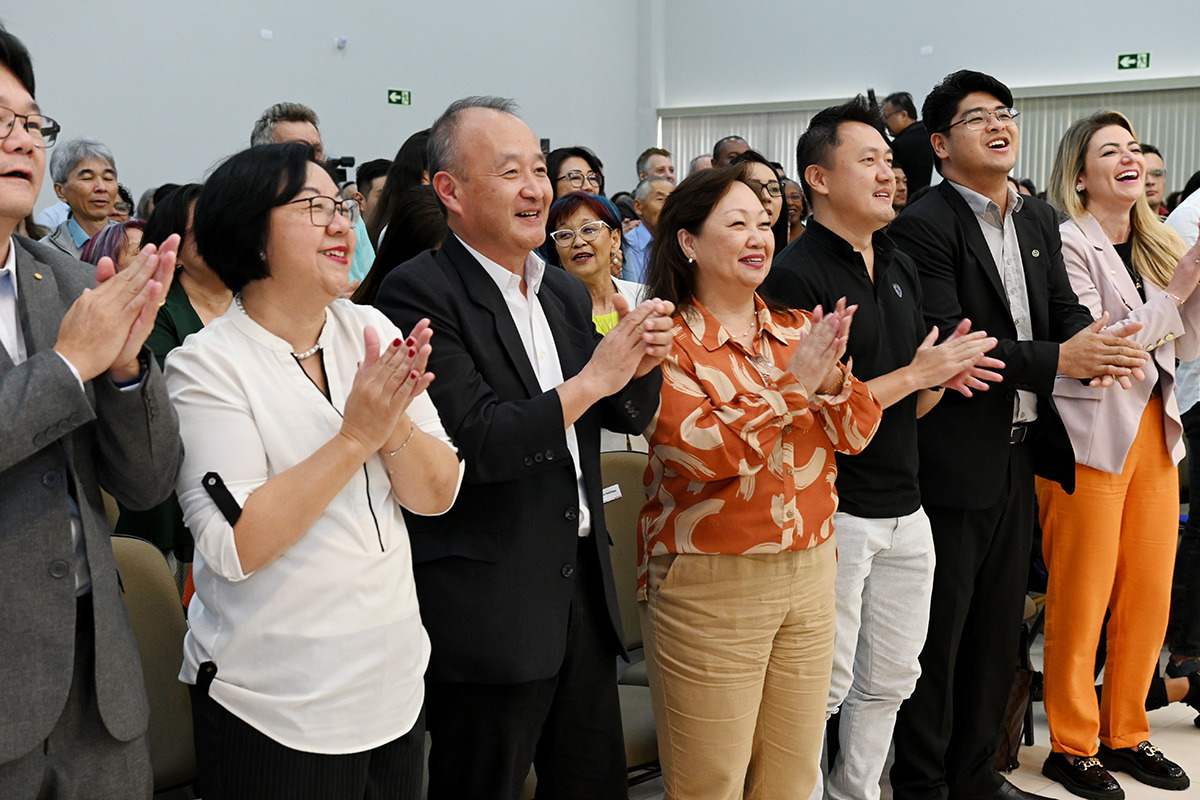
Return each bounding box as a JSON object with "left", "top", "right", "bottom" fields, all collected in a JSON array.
[{"left": 235, "top": 294, "right": 324, "bottom": 360}]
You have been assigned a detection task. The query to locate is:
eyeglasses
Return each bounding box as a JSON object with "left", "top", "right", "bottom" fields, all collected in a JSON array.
[
  {"left": 746, "top": 178, "right": 783, "bottom": 198},
  {"left": 112, "top": 202, "right": 131, "bottom": 215},
  {"left": 941, "top": 108, "right": 1020, "bottom": 133},
  {"left": 0, "top": 105, "right": 60, "bottom": 148},
  {"left": 282, "top": 195, "right": 360, "bottom": 227},
  {"left": 556, "top": 170, "right": 602, "bottom": 189},
  {"left": 549, "top": 220, "right": 610, "bottom": 246},
  {"left": 1147, "top": 169, "right": 1166, "bottom": 178}
]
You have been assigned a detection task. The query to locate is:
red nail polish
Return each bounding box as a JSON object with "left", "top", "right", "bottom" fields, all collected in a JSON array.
[
  {"left": 405, "top": 337, "right": 415, "bottom": 347},
  {"left": 409, "top": 347, "right": 416, "bottom": 357},
  {"left": 392, "top": 338, "right": 402, "bottom": 347}
]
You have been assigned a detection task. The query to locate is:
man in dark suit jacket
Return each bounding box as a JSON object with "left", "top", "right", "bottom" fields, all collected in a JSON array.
[
  {"left": 886, "top": 71, "right": 1148, "bottom": 800},
  {"left": 376, "top": 96, "right": 673, "bottom": 800},
  {"left": 0, "top": 25, "right": 182, "bottom": 799},
  {"left": 883, "top": 91, "right": 935, "bottom": 194}
]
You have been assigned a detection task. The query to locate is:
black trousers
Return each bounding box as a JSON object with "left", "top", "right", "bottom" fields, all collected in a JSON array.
[
  {"left": 1170, "top": 403, "right": 1200, "bottom": 657},
  {"left": 190, "top": 682, "right": 425, "bottom": 799},
  {"left": 891, "top": 444, "right": 1034, "bottom": 800},
  {"left": 425, "top": 538, "right": 627, "bottom": 800}
]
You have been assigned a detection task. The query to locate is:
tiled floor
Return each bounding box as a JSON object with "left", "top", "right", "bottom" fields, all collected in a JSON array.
[{"left": 629, "top": 641, "right": 1199, "bottom": 799}]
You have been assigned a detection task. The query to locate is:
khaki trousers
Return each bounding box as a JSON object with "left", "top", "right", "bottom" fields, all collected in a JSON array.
[
  {"left": 641, "top": 542, "right": 836, "bottom": 800},
  {"left": 1038, "top": 397, "right": 1178, "bottom": 755}
]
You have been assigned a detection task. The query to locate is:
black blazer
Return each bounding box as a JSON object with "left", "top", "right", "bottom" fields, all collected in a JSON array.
[
  {"left": 888, "top": 182, "right": 1093, "bottom": 510},
  {"left": 376, "top": 233, "right": 661, "bottom": 684}
]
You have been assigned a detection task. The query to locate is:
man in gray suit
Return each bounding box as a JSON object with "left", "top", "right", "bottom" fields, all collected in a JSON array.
[{"left": 0, "top": 25, "right": 182, "bottom": 799}]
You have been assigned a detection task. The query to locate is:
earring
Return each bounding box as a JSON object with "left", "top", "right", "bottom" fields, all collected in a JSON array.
[
  {"left": 610, "top": 252, "right": 618, "bottom": 266},
  {"left": 1075, "top": 183, "right": 1084, "bottom": 193},
  {"left": 687, "top": 255, "right": 695, "bottom": 263}
]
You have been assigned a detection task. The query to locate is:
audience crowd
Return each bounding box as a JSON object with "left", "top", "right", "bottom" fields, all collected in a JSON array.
[{"left": 5, "top": 20, "right": 1200, "bottom": 800}]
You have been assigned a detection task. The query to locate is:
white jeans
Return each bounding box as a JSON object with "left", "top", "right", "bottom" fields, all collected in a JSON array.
[{"left": 811, "top": 509, "right": 936, "bottom": 800}]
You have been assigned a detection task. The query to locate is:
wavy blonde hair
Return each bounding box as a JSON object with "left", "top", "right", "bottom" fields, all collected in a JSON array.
[{"left": 1048, "top": 110, "right": 1184, "bottom": 289}]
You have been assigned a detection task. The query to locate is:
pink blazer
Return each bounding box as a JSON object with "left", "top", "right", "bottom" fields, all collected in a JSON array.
[{"left": 1052, "top": 213, "right": 1200, "bottom": 474}]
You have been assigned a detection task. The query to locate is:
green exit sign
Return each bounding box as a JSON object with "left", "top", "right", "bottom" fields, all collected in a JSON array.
[
  {"left": 1117, "top": 53, "right": 1150, "bottom": 70},
  {"left": 387, "top": 89, "right": 411, "bottom": 105}
]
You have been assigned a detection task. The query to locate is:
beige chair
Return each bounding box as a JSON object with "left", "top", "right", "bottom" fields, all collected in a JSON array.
[
  {"left": 111, "top": 535, "right": 196, "bottom": 794},
  {"left": 601, "top": 450, "right": 652, "bottom": 687},
  {"left": 600, "top": 450, "right": 659, "bottom": 782}
]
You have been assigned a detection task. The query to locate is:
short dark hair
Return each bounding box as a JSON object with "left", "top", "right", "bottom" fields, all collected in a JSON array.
[
  {"left": 922, "top": 70, "right": 1014, "bottom": 136},
  {"left": 355, "top": 158, "right": 391, "bottom": 193},
  {"left": 193, "top": 143, "right": 315, "bottom": 293},
  {"left": 883, "top": 91, "right": 918, "bottom": 120},
  {"left": 636, "top": 147, "right": 671, "bottom": 177},
  {"left": 922, "top": 70, "right": 1014, "bottom": 174},
  {"left": 0, "top": 24, "right": 36, "bottom": 97},
  {"left": 1140, "top": 143, "right": 1162, "bottom": 160},
  {"left": 712, "top": 135, "right": 747, "bottom": 162},
  {"left": 645, "top": 164, "right": 789, "bottom": 317},
  {"left": 143, "top": 183, "right": 202, "bottom": 249},
  {"left": 796, "top": 95, "right": 886, "bottom": 204},
  {"left": 547, "top": 146, "right": 605, "bottom": 200}
]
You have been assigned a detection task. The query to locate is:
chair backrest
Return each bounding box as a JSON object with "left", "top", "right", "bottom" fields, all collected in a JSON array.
[
  {"left": 600, "top": 450, "right": 651, "bottom": 650},
  {"left": 111, "top": 535, "right": 196, "bottom": 792}
]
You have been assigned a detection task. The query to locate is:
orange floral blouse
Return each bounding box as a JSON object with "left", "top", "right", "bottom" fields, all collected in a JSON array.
[{"left": 636, "top": 296, "right": 882, "bottom": 600}]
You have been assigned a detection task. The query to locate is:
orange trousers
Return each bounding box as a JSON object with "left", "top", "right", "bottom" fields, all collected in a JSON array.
[{"left": 1037, "top": 397, "right": 1178, "bottom": 756}]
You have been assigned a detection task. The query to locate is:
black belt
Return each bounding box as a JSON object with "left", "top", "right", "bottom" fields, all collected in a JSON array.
[{"left": 1010, "top": 423, "right": 1030, "bottom": 445}]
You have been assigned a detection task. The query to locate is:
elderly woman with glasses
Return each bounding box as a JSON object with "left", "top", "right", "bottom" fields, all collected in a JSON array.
[
  {"left": 547, "top": 191, "right": 643, "bottom": 333},
  {"left": 165, "top": 143, "right": 462, "bottom": 799}
]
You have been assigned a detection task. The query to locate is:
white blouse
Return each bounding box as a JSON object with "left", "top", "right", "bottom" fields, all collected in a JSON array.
[{"left": 166, "top": 299, "right": 461, "bottom": 754}]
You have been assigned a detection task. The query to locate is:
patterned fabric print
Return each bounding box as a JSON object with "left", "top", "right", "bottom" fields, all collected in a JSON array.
[{"left": 637, "top": 296, "right": 881, "bottom": 600}]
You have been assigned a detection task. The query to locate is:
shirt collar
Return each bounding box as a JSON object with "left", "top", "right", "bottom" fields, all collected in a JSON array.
[
  {"left": 804, "top": 217, "right": 898, "bottom": 266},
  {"left": 457, "top": 234, "right": 546, "bottom": 296},
  {"left": 66, "top": 215, "right": 92, "bottom": 248},
  {"left": 681, "top": 294, "right": 786, "bottom": 352},
  {"left": 947, "top": 179, "right": 1023, "bottom": 228},
  {"left": 0, "top": 235, "right": 16, "bottom": 300}
]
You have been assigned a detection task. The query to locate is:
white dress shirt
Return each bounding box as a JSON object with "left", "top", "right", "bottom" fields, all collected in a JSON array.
[
  {"left": 1168, "top": 192, "right": 1200, "bottom": 414},
  {"left": 459, "top": 236, "right": 593, "bottom": 537},
  {"left": 948, "top": 181, "right": 1038, "bottom": 424},
  {"left": 166, "top": 298, "right": 461, "bottom": 753},
  {"left": 1, "top": 238, "right": 92, "bottom": 594}
]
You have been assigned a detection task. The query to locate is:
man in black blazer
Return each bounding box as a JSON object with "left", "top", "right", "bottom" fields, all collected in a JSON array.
[
  {"left": 377, "top": 96, "right": 673, "bottom": 800},
  {"left": 887, "top": 71, "right": 1148, "bottom": 800},
  {"left": 0, "top": 26, "right": 181, "bottom": 799}
]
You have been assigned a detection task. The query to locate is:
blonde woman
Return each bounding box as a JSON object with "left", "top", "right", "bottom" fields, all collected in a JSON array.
[{"left": 1039, "top": 111, "right": 1200, "bottom": 798}]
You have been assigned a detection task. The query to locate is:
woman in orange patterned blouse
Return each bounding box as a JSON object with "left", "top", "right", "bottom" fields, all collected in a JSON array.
[{"left": 638, "top": 165, "right": 882, "bottom": 799}]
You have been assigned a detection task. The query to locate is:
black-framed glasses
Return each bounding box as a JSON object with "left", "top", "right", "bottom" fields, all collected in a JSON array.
[
  {"left": 0, "top": 105, "right": 60, "bottom": 148},
  {"left": 282, "top": 195, "right": 360, "bottom": 227},
  {"left": 549, "top": 220, "right": 610, "bottom": 246},
  {"left": 941, "top": 107, "right": 1020, "bottom": 133},
  {"left": 556, "top": 170, "right": 601, "bottom": 189},
  {"left": 746, "top": 178, "right": 783, "bottom": 198}
]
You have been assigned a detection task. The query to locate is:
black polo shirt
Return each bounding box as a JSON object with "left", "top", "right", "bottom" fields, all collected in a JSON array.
[{"left": 760, "top": 219, "right": 926, "bottom": 518}]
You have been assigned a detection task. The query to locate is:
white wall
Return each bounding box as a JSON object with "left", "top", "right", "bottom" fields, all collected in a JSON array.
[
  {"left": 8, "top": 1, "right": 1200, "bottom": 217},
  {"left": 3, "top": 1, "right": 646, "bottom": 214},
  {"left": 661, "top": 0, "right": 1200, "bottom": 111}
]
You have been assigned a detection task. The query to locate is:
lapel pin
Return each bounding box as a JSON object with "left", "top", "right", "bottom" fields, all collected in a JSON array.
[
  {"left": 33, "top": 272, "right": 43, "bottom": 279},
  {"left": 1031, "top": 250, "right": 1040, "bottom": 257}
]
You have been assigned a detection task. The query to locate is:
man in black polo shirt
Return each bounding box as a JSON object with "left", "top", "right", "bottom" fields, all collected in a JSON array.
[{"left": 760, "top": 96, "right": 1003, "bottom": 800}]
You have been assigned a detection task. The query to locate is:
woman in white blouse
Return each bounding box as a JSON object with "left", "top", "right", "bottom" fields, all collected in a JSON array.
[{"left": 166, "top": 143, "right": 462, "bottom": 799}]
